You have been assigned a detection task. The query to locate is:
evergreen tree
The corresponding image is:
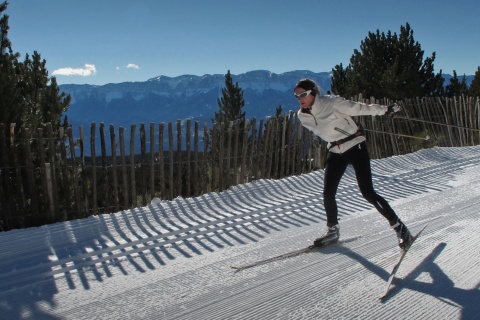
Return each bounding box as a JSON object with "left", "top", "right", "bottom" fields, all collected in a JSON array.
[
  {"left": 210, "top": 71, "right": 246, "bottom": 186},
  {"left": 0, "top": 1, "right": 11, "bottom": 56},
  {"left": 16, "top": 51, "right": 70, "bottom": 130},
  {"left": 214, "top": 70, "right": 245, "bottom": 125},
  {"left": 445, "top": 70, "right": 468, "bottom": 97},
  {"left": 274, "top": 105, "right": 283, "bottom": 118},
  {"left": 331, "top": 23, "right": 444, "bottom": 100},
  {"left": 330, "top": 63, "right": 348, "bottom": 96},
  {"left": 0, "top": 1, "right": 70, "bottom": 133},
  {"left": 468, "top": 67, "right": 480, "bottom": 97},
  {"left": 0, "top": 1, "right": 20, "bottom": 127}
]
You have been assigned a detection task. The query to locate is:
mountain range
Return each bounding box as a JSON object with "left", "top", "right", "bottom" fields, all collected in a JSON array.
[
  {"left": 59, "top": 70, "right": 474, "bottom": 132},
  {"left": 59, "top": 70, "right": 332, "bottom": 130}
]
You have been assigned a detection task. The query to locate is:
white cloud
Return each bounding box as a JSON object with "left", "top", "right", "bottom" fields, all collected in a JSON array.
[
  {"left": 115, "top": 64, "right": 140, "bottom": 72},
  {"left": 126, "top": 64, "right": 140, "bottom": 70},
  {"left": 52, "top": 64, "right": 97, "bottom": 77}
]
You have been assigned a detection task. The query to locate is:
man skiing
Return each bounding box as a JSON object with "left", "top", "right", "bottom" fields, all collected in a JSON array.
[{"left": 294, "top": 78, "right": 412, "bottom": 250}]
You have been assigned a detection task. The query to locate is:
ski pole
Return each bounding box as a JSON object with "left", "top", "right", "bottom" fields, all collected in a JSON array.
[
  {"left": 364, "top": 128, "right": 430, "bottom": 140},
  {"left": 393, "top": 115, "right": 480, "bottom": 132}
]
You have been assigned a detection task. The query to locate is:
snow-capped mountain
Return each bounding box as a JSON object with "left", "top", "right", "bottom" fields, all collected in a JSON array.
[
  {"left": 59, "top": 70, "right": 332, "bottom": 129},
  {"left": 59, "top": 70, "right": 474, "bottom": 131}
]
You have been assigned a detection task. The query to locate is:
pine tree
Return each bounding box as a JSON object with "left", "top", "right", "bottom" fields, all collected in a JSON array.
[
  {"left": 0, "top": 1, "right": 11, "bottom": 56},
  {"left": 445, "top": 70, "right": 468, "bottom": 97},
  {"left": 468, "top": 67, "right": 480, "bottom": 97},
  {"left": 0, "top": 1, "right": 70, "bottom": 133},
  {"left": 274, "top": 105, "right": 283, "bottom": 118},
  {"left": 16, "top": 52, "right": 70, "bottom": 129},
  {"left": 0, "top": 1, "right": 20, "bottom": 127},
  {"left": 330, "top": 63, "right": 349, "bottom": 97},
  {"left": 213, "top": 70, "right": 245, "bottom": 125},
  {"left": 331, "top": 23, "right": 444, "bottom": 100}
]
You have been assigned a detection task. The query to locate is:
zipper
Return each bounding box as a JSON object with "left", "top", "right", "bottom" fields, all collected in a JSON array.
[
  {"left": 334, "top": 127, "right": 350, "bottom": 136},
  {"left": 300, "top": 108, "right": 318, "bottom": 126}
]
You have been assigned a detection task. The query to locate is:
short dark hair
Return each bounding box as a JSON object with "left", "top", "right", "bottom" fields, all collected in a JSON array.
[{"left": 295, "top": 78, "right": 320, "bottom": 95}]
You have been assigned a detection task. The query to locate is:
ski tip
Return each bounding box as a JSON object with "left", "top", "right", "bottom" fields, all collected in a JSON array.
[
  {"left": 379, "top": 287, "right": 395, "bottom": 301},
  {"left": 415, "top": 223, "right": 429, "bottom": 237}
]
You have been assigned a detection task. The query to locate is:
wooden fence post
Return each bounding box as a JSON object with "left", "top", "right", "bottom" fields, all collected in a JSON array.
[
  {"left": 109, "top": 124, "right": 120, "bottom": 212},
  {"left": 254, "top": 119, "right": 263, "bottom": 180},
  {"left": 186, "top": 119, "right": 191, "bottom": 197},
  {"left": 218, "top": 122, "right": 225, "bottom": 191},
  {"left": 140, "top": 123, "right": 147, "bottom": 205},
  {"left": 240, "top": 119, "right": 249, "bottom": 183},
  {"left": 129, "top": 124, "right": 137, "bottom": 207},
  {"left": 119, "top": 127, "right": 129, "bottom": 209},
  {"left": 203, "top": 124, "right": 209, "bottom": 193},
  {"left": 176, "top": 120, "right": 182, "bottom": 197},
  {"left": 249, "top": 118, "right": 257, "bottom": 182},
  {"left": 158, "top": 123, "right": 165, "bottom": 199},
  {"left": 58, "top": 127, "right": 71, "bottom": 220},
  {"left": 99, "top": 123, "right": 110, "bottom": 212},
  {"left": 67, "top": 126, "right": 81, "bottom": 217},
  {"left": 44, "top": 163, "right": 55, "bottom": 220},
  {"left": 168, "top": 122, "right": 174, "bottom": 199},
  {"left": 223, "top": 122, "right": 232, "bottom": 189},
  {"left": 193, "top": 121, "right": 199, "bottom": 196},
  {"left": 46, "top": 123, "right": 59, "bottom": 216},
  {"left": 90, "top": 122, "right": 98, "bottom": 215},
  {"left": 36, "top": 127, "right": 50, "bottom": 220},
  {"left": 22, "top": 128, "right": 40, "bottom": 220},
  {"left": 149, "top": 123, "right": 155, "bottom": 201},
  {"left": 79, "top": 125, "right": 89, "bottom": 217}
]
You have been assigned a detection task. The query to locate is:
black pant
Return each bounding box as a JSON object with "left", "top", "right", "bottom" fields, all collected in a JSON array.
[{"left": 323, "top": 142, "right": 397, "bottom": 226}]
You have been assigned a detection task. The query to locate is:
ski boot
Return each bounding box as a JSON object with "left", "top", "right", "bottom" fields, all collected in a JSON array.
[
  {"left": 391, "top": 219, "right": 413, "bottom": 250},
  {"left": 313, "top": 224, "right": 340, "bottom": 247}
]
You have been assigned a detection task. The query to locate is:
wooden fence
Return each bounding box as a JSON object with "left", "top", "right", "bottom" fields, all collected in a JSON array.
[{"left": 0, "top": 95, "right": 479, "bottom": 231}]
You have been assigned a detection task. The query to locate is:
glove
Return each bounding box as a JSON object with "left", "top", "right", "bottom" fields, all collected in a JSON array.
[{"left": 385, "top": 103, "right": 401, "bottom": 118}]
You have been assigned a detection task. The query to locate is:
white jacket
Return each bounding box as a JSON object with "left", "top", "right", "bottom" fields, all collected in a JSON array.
[{"left": 297, "top": 95, "right": 388, "bottom": 153}]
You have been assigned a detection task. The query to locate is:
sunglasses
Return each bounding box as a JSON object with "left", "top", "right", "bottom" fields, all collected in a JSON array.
[{"left": 294, "top": 90, "right": 312, "bottom": 99}]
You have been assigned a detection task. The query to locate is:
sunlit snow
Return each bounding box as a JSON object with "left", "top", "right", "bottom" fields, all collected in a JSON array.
[{"left": 0, "top": 146, "right": 479, "bottom": 319}]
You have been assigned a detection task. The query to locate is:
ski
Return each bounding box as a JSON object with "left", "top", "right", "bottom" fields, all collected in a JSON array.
[
  {"left": 379, "top": 223, "right": 428, "bottom": 300},
  {"left": 231, "top": 241, "right": 336, "bottom": 270}
]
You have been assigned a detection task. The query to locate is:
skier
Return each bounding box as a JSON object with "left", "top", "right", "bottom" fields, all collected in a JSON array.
[{"left": 294, "top": 78, "right": 412, "bottom": 250}]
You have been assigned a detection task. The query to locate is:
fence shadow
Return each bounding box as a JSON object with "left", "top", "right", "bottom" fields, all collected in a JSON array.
[{"left": 0, "top": 145, "right": 478, "bottom": 319}]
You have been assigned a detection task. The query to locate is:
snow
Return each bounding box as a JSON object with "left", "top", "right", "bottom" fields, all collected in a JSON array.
[{"left": 1, "top": 146, "right": 479, "bottom": 320}]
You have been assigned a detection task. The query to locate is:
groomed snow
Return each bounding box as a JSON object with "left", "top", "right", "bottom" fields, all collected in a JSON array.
[{"left": 0, "top": 146, "right": 479, "bottom": 319}]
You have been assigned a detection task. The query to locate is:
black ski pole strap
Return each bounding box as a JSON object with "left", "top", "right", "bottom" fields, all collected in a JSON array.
[{"left": 328, "top": 127, "right": 364, "bottom": 150}]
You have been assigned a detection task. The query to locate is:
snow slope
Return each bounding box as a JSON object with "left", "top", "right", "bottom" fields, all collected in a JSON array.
[{"left": 0, "top": 146, "right": 479, "bottom": 320}]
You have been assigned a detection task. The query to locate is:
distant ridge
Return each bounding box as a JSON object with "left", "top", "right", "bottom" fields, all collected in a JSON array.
[
  {"left": 60, "top": 70, "right": 333, "bottom": 131},
  {"left": 59, "top": 70, "right": 474, "bottom": 132}
]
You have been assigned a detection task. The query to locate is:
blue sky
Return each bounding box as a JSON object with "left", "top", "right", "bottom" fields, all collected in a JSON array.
[{"left": 5, "top": 0, "right": 480, "bottom": 85}]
